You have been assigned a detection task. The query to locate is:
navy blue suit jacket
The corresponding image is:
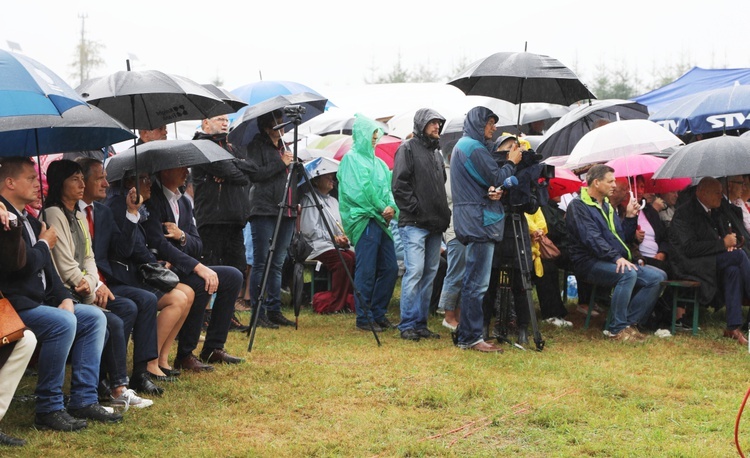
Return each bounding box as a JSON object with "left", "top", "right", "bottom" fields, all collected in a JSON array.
[
  {"left": 142, "top": 181, "right": 202, "bottom": 278},
  {"left": 0, "top": 196, "right": 73, "bottom": 311},
  {"left": 104, "top": 193, "right": 159, "bottom": 287}
]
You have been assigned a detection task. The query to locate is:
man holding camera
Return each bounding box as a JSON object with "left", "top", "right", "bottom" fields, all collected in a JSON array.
[
  {"left": 450, "top": 106, "right": 521, "bottom": 352},
  {"left": 392, "top": 108, "right": 450, "bottom": 341}
]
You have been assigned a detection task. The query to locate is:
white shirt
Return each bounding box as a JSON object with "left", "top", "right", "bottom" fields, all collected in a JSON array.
[{"left": 162, "top": 186, "right": 182, "bottom": 223}]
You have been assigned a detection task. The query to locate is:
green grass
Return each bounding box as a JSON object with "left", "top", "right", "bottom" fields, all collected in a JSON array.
[{"left": 4, "top": 286, "right": 750, "bottom": 457}]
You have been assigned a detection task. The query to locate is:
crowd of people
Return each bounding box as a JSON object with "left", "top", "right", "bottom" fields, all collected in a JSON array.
[{"left": 2, "top": 103, "right": 750, "bottom": 447}]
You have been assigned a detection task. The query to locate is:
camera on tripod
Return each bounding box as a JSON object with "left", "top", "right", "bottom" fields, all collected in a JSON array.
[{"left": 284, "top": 105, "right": 306, "bottom": 116}]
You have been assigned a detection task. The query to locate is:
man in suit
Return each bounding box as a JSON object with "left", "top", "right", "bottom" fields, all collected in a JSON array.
[
  {"left": 75, "top": 158, "right": 163, "bottom": 397},
  {"left": 670, "top": 177, "right": 750, "bottom": 345},
  {"left": 142, "top": 165, "right": 243, "bottom": 371},
  {"left": 0, "top": 157, "right": 120, "bottom": 431}
]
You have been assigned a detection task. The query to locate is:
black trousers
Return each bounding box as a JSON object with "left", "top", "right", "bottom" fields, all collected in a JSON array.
[{"left": 198, "top": 224, "right": 247, "bottom": 273}]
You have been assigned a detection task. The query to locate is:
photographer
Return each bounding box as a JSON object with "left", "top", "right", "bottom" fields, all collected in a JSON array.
[
  {"left": 483, "top": 135, "right": 545, "bottom": 345},
  {"left": 450, "top": 107, "right": 520, "bottom": 353}
]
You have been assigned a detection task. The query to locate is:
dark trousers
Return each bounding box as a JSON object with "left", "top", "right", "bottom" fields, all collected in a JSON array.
[
  {"left": 533, "top": 259, "right": 569, "bottom": 320},
  {"left": 429, "top": 253, "right": 448, "bottom": 315},
  {"left": 717, "top": 249, "right": 750, "bottom": 328},
  {"left": 177, "top": 266, "right": 243, "bottom": 359},
  {"left": 100, "top": 310, "right": 129, "bottom": 388},
  {"left": 109, "top": 284, "right": 159, "bottom": 369},
  {"left": 199, "top": 224, "right": 247, "bottom": 273}
]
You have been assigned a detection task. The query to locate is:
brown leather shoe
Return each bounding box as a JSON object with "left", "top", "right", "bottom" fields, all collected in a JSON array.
[
  {"left": 723, "top": 328, "right": 749, "bottom": 345},
  {"left": 469, "top": 341, "right": 504, "bottom": 353},
  {"left": 174, "top": 353, "right": 215, "bottom": 372},
  {"left": 200, "top": 348, "right": 244, "bottom": 365}
]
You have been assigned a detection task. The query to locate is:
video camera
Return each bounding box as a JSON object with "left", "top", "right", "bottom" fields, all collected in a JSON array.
[{"left": 500, "top": 147, "right": 554, "bottom": 211}]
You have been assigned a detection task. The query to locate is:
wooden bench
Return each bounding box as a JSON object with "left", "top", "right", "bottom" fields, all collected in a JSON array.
[
  {"left": 303, "top": 260, "right": 332, "bottom": 299},
  {"left": 661, "top": 280, "right": 701, "bottom": 336}
]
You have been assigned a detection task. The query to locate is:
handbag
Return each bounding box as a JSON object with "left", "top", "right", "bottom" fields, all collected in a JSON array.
[
  {"left": 538, "top": 234, "right": 561, "bottom": 260},
  {"left": 139, "top": 262, "right": 179, "bottom": 293},
  {"left": 0, "top": 292, "right": 26, "bottom": 347}
]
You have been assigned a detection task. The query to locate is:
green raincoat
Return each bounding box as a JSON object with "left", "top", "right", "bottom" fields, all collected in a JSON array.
[{"left": 337, "top": 114, "right": 399, "bottom": 246}]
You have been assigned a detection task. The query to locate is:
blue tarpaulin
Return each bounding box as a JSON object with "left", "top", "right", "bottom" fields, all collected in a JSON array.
[{"left": 632, "top": 67, "right": 750, "bottom": 113}]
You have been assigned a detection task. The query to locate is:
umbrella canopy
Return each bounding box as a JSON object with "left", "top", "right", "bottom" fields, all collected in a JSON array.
[
  {"left": 104, "top": 139, "right": 234, "bottom": 181},
  {"left": 649, "top": 83, "right": 750, "bottom": 135},
  {"left": 448, "top": 51, "right": 595, "bottom": 127},
  {"left": 0, "top": 49, "right": 87, "bottom": 117},
  {"left": 546, "top": 166, "right": 582, "bottom": 199},
  {"left": 77, "top": 70, "right": 228, "bottom": 130},
  {"left": 320, "top": 134, "right": 402, "bottom": 170},
  {"left": 565, "top": 119, "right": 683, "bottom": 169},
  {"left": 603, "top": 154, "right": 691, "bottom": 194},
  {"left": 230, "top": 80, "right": 331, "bottom": 122},
  {"left": 0, "top": 104, "right": 135, "bottom": 156},
  {"left": 296, "top": 148, "right": 335, "bottom": 162},
  {"left": 304, "top": 156, "right": 340, "bottom": 178},
  {"left": 227, "top": 92, "right": 328, "bottom": 148},
  {"left": 201, "top": 83, "right": 247, "bottom": 114},
  {"left": 536, "top": 99, "right": 650, "bottom": 159},
  {"left": 652, "top": 135, "right": 750, "bottom": 179}
]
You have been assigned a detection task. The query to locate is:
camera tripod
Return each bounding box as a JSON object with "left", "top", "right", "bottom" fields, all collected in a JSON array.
[
  {"left": 489, "top": 207, "right": 545, "bottom": 352},
  {"left": 246, "top": 107, "right": 381, "bottom": 352}
]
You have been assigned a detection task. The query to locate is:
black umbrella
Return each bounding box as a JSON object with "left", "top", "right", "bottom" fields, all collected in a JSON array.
[
  {"left": 77, "top": 70, "right": 229, "bottom": 130},
  {"left": 201, "top": 83, "right": 248, "bottom": 116},
  {"left": 287, "top": 220, "right": 312, "bottom": 328},
  {"left": 227, "top": 92, "right": 328, "bottom": 147},
  {"left": 448, "top": 51, "right": 595, "bottom": 128},
  {"left": 104, "top": 139, "right": 234, "bottom": 182},
  {"left": 536, "top": 99, "right": 650, "bottom": 159},
  {"left": 652, "top": 135, "right": 750, "bottom": 179}
]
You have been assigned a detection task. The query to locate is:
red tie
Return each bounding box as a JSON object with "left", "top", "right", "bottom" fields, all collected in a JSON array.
[
  {"left": 85, "top": 205, "right": 95, "bottom": 240},
  {"left": 85, "top": 205, "right": 105, "bottom": 284}
]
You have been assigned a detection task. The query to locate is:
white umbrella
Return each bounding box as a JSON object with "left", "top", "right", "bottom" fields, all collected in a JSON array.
[{"left": 564, "top": 119, "right": 683, "bottom": 169}]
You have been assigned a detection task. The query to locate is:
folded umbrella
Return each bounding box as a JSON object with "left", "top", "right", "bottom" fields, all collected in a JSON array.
[{"left": 104, "top": 139, "right": 234, "bottom": 182}]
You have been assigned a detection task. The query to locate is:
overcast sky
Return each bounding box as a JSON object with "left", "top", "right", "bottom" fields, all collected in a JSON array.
[{"left": 4, "top": 0, "right": 749, "bottom": 106}]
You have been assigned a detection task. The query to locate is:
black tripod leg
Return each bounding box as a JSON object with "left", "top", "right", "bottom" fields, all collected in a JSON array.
[{"left": 511, "top": 212, "right": 545, "bottom": 352}]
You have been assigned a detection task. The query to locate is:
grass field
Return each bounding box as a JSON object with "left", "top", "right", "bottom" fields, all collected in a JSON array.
[{"left": 4, "top": 288, "right": 750, "bottom": 457}]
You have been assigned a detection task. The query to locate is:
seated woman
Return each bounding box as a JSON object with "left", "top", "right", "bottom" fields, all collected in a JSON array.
[
  {"left": 105, "top": 171, "right": 193, "bottom": 379},
  {"left": 42, "top": 160, "right": 153, "bottom": 408},
  {"left": 300, "top": 171, "right": 355, "bottom": 314}
]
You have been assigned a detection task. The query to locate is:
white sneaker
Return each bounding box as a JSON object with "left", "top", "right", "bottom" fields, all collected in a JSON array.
[
  {"left": 442, "top": 318, "right": 457, "bottom": 331},
  {"left": 113, "top": 389, "right": 154, "bottom": 409},
  {"left": 545, "top": 317, "right": 573, "bottom": 328}
]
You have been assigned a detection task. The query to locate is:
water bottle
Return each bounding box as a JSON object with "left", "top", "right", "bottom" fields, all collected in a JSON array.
[{"left": 566, "top": 275, "right": 578, "bottom": 301}]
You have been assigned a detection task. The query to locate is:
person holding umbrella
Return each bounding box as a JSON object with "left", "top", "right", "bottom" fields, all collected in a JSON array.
[
  {"left": 245, "top": 109, "right": 297, "bottom": 329},
  {"left": 450, "top": 106, "right": 521, "bottom": 352}
]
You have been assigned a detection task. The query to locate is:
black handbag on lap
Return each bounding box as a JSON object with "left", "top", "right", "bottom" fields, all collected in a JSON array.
[{"left": 139, "top": 263, "right": 179, "bottom": 293}]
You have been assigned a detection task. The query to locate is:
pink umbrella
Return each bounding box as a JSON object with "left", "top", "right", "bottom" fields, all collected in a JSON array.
[
  {"left": 325, "top": 134, "right": 402, "bottom": 170},
  {"left": 604, "top": 155, "right": 691, "bottom": 194}
]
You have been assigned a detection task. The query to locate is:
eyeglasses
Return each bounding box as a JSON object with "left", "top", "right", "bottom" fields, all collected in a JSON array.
[{"left": 139, "top": 176, "right": 151, "bottom": 183}]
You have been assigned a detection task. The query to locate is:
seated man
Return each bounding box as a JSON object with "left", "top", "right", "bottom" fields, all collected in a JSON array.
[
  {"left": 566, "top": 164, "right": 667, "bottom": 341},
  {"left": 670, "top": 177, "right": 750, "bottom": 345},
  {"left": 142, "top": 165, "right": 243, "bottom": 371},
  {"left": 0, "top": 157, "right": 120, "bottom": 431}
]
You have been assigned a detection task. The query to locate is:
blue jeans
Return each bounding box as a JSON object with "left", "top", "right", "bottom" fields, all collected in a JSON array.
[
  {"left": 249, "top": 216, "right": 295, "bottom": 314},
  {"left": 354, "top": 219, "right": 398, "bottom": 327},
  {"left": 438, "top": 238, "right": 466, "bottom": 312},
  {"left": 584, "top": 262, "right": 667, "bottom": 334},
  {"left": 398, "top": 226, "right": 442, "bottom": 331},
  {"left": 18, "top": 303, "right": 106, "bottom": 414},
  {"left": 456, "top": 241, "right": 495, "bottom": 347}
]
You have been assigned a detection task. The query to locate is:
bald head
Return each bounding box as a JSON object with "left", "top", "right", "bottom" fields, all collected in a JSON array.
[{"left": 696, "top": 177, "right": 722, "bottom": 209}]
